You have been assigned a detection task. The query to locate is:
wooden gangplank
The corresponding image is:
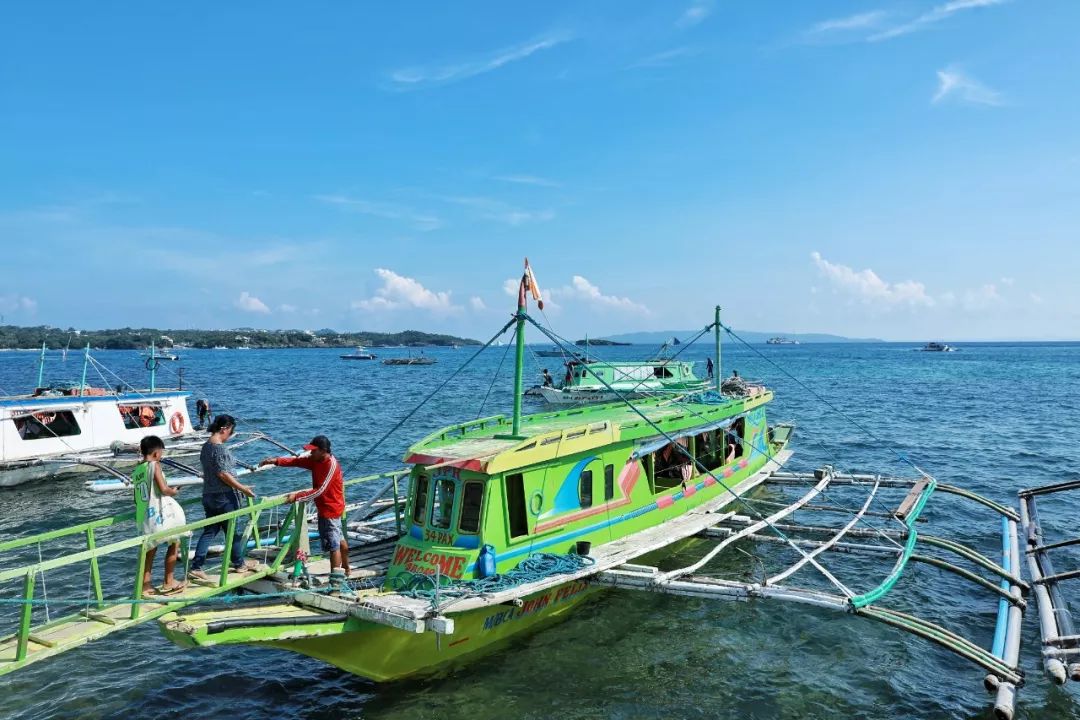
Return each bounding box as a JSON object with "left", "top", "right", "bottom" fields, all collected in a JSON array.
[{"left": 0, "top": 565, "right": 276, "bottom": 676}]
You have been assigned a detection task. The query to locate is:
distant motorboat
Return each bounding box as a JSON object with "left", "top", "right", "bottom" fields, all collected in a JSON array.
[
  {"left": 766, "top": 337, "right": 799, "bottom": 345},
  {"left": 341, "top": 347, "right": 377, "bottom": 360},
  {"left": 920, "top": 342, "right": 956, "bottom": 352},
  {"left": 141, "top": 350, "right": 179, "bottom": 361},
  {"left": 212, "top": 346, "right": 228, "bottom": 350}
]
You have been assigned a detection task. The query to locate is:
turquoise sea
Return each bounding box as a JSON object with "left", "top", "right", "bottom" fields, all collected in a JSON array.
[{"left": 1, "top": 338, "right": 1079, "bottom": 720}]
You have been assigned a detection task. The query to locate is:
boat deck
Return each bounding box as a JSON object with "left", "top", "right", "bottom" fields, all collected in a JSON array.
[{"left": 220, "top": 450, "right": 791, "bottom": 634}]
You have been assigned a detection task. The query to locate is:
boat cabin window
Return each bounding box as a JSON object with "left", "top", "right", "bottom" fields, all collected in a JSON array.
[
  {"left": 430, "top": 477, "right": 456, "bottom": 529},
  {"left": 695, "top": 431, "right": 715, "bottom": 468},
  {"left": 412, "top": 475, "right": 429, "bottom": 525},
  {"left": 604, "top": 464, "right": 615, "bottom": 501},
  {"left": 652, "top": 441, "right": 690, "bottom": 491},
  {"left": 506, "top": 473, "right": 529, "bottom": 539},
  {"left": 653, "top": 365, "right": 673, "bottom": 378},
  {"left": 459, "top": 481, "right": 484, "bottom": 534},
  {"left": 579, "top": 469, "right": 593, "bottom": 508},
  {"left": 15, "top": 411, "right": 82, "bottom": 440},
  {"left": 118, "top": 404, "right": 165, "bottom": 430}
]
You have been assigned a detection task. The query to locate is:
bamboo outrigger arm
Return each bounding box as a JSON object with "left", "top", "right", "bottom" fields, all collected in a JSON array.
[{"left": 600, "top": 469, "right": 1029, "bottom": 720}]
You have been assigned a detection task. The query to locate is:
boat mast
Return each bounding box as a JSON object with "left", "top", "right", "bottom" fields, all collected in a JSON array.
[
  {"left": 714, "top": 305, "right": 721, "bottom": 394},
  {"left": 79, "top": 343, "right": 90, "bottom": 397},
  {"left": 150, "top": 340, "right": 156, "bottom": 392},
  {"left": 511, "top": 271, "right": 527, "bottom": 438},
  {"left": 36, "top": 341, "right": 46, "bottom": 389}
]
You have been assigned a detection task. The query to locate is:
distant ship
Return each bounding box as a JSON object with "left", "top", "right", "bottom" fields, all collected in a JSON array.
[
  {"left": 766, "top": 337, "right": 799, "bottom": 345},
  {"left": 919, "top": 342, "right": 956, "bottom": 352}
]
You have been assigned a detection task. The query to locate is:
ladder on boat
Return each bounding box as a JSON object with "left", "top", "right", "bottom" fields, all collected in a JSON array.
[
  {"left": 0, "top": 469, "right": 407, "bottom": 677},
  {"left": 595, "top": 468, "right": 1030, "bottom": 720}
]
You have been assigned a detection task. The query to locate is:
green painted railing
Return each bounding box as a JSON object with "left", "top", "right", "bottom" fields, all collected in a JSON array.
[
  {"left": 0, "top": 468, "right": 411, "bottom": 665},
  {"left": 849, "top": 478, "right": 937, "bottom": 609}
]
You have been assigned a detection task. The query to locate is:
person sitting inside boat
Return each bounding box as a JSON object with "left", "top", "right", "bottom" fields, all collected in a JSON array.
[
  {"left": 189, "top": 415, "right": 259, "bottom": 581},
  {"left": 655, "top": 442, "right": 692, "bottom": 481},
  {"left": 132, "top": 435, "right": 188, "bottom": 595},
  {"left": 260, "top": 435, "right": 350, "bottom": 579},
  {"left": 541, "top": 369, "right": 554, "bottom": 387}
]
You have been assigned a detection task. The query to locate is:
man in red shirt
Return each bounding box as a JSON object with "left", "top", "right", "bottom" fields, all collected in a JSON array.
[{"left": 260, "top": 435, "right": 349, "bottom": 576}]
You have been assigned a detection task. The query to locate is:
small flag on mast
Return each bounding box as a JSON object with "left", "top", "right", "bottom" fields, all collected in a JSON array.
[{"left": 524, "top": 258, "right": 544, "bottom": 310}]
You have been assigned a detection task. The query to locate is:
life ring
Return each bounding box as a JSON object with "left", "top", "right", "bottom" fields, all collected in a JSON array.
[{"left": 169, "top": 411, "right": 185, "bottom": 435}]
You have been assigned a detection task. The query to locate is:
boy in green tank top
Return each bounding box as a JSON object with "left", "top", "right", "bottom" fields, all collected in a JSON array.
[{"left": 132, "top": 435, "right": 186, "bottom": 595}]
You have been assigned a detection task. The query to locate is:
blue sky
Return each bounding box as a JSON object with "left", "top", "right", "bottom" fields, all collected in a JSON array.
[{"left": 2, "top": 1, "right": 1076, "bottom": 341}]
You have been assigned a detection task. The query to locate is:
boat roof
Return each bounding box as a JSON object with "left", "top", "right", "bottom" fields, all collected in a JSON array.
[
  {"left": 0, "top": 390, "right": 190, "bottom": 408},
  {"left": 404, "top": 390, "right": 771, "bottom": 475}
]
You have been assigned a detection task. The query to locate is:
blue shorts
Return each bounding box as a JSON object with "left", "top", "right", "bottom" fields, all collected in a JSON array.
[{"left": 317, "top": 516, "right": 343, "bottom": 553}]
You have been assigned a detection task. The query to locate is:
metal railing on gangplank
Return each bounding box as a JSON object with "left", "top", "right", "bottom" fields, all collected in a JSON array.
[{"left": 0, "top": 469, "right": 409, "bottom": 677}]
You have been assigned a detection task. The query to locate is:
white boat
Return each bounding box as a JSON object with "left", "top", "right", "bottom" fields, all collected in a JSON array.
[
  {"left": 340, "top": 346, "right": 377, "bottom": 360},
  {"left": 141, "top": 350, "right": 180, "bottom": 361},
  {"left": 920, "top": 342, "right": 956, "bottom": 352},
  {"left": 0, "top": 344, "right": 205, "bottom": 487}
]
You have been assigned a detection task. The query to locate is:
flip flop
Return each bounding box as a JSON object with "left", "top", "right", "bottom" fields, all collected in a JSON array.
[{"left": 159, "top": 582, "right": 187, "bottom": 595}]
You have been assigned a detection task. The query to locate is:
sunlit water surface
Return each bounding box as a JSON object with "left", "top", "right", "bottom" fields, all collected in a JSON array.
[{"left": 1, "top": 340, "right": 1079, "bottom": 719}]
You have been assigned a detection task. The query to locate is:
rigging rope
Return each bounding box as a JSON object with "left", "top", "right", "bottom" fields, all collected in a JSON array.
[
  {"left": 524, "top": 315, "right": 854, "bottom": 597},
  {"left": 338, "top": 317, "right": 516, "bottom": 479},
  {"left": 476, "top": 337, "right": 514, "bottom": 418},
  {"left": 718, "top": 323, "right": 931, "bottom": 481}
]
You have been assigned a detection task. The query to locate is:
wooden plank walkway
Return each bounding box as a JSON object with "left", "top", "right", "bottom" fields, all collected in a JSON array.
[{"left": 0, "top": 564, "right": 276, "bottom": 676}]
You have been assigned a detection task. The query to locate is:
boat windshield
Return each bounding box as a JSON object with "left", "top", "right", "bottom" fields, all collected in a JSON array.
[{"left": 430, "top": 477, "right": 456, "bottom": 529}]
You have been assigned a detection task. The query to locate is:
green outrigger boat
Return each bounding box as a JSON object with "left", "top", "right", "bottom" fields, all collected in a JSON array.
[{"left": 0, "top": 262, "right": 1054, "bottom": 719}]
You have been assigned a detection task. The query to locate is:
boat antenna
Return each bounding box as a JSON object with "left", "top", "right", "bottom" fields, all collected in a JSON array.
[
  {"left": 36, "top": 340, "right": 47, "bottom": 390},
  {"left": 714, "top": 305, "right": 722, "bottom": 394},
  {"left": 79, "top": 343, "right": 90, "bottom": 397}
]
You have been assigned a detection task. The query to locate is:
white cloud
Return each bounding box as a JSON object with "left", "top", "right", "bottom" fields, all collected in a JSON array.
[
  {"left": 315, "top": 194, "right": 442, "bottom": 231},
  {"left": 0, "top": 295, "right": 37, "bottom": 316},
  {"left": 551, "top": 276, "right": 650, "bottom": 314},
  {"left": 870, "top": 0, "right": 1009, "bottom": 41},
  {"left": 235, "top": 292, "right": 270, "bottom": 314},
  {"left": 494, "top": 174, "right": 561, "bottom": 188},
  {"left": 933, "top": 67, "right": 1003, "bottom": 106},
  {"left": 811, "top": 252, "right": 934, "bottom": 307},
  {"left": 962, "top": 283, "right": 1001, "bottom": 310},
  {"left": 469, "top": 296, "right": 487, "bottom": 311},
  {"left": 503, "top": 278, "right": 520, "bottom": 297},
  {"left": 443, "top": 195, "right": 554, "bottom": 226},
  {"left": 807, "top": 11, "right": 887, "bottom": 35},
  {"left": 1030, "top": 292, "right": 1044, "bottom": 304},
  {"left": 352, "top": 268, "right": 459, "bottom": 313},
  {"left": 278, "top": 303, "right": 297, "bottom": 313},
  {"left": 389, "top": 32, "right": 572, "bottom": 88},
  {"left": 1000, "top": 277, "right": 1015, "bottom": 286},
  {"left": 676, "top": 1, "right": 711, "bottom": 28},
  {"left": 627, "top": 46, "right": 700, "bottom": 70}
]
